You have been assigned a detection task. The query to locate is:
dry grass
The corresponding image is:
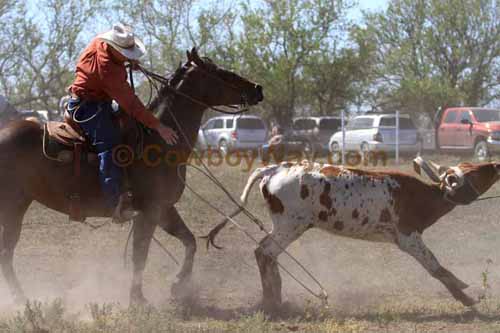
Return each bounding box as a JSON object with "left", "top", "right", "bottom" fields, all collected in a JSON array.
[{"left": 2, "top": 152, "right": 500, "bottom": 332}]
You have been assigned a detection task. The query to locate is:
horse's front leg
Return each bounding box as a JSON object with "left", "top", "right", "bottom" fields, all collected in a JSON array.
[
  {"left": 158, "top": 205, "right": 196, "bottom": 299},
  {"left": 130, "top": 211, "right": 157, "bottom": 306}
]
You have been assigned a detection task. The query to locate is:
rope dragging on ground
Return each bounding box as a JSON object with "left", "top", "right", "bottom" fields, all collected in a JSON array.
[
  {"left": 177, "top": 162, "right": 329, "bottom": 305},
  {"left": 138, "top": 66, "right": 328, "bottom": 305},
  {"left": 122, "top": 221, "right": 180, "bottom": 268}
]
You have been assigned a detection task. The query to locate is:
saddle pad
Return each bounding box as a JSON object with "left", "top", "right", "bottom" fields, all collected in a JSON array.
[{"left": 46, "top": 121, "right": 85, "bottom": 147}]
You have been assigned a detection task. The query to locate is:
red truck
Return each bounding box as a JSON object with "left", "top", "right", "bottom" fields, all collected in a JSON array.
[{"left": 436, "top": 107, "right": 500, "bottom": 160}]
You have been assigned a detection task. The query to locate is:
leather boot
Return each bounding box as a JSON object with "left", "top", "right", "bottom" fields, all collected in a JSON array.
[{"left": 112, "top": 191, "right": 140, "bottom": 223}]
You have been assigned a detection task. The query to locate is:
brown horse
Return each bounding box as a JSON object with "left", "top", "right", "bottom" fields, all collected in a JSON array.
[{"left": 0, "top": 48, "right": 263, "bottom": 305}]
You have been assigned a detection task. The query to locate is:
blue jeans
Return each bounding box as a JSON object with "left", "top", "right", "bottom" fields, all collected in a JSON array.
[{"left": 68, "top": 97, "right": 122, "bottom": 209}]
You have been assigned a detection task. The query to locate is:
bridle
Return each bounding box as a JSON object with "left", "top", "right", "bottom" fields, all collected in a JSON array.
[{"left": 137, "top": 62, "right": 251, "bottom": 116}]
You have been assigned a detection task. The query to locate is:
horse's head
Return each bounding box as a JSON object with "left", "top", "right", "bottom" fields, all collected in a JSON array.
[{"left": 181, "top": 48, "right": 264, "bottom": 108}]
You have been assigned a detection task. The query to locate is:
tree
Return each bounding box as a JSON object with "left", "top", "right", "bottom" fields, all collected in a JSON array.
[
  {"left": 114, "top": 0, "right": 237, "bottom": 73},
  {"left": 237, "top": 0, "right": 354, "bottom": 126},
  {"left": 0, "top": 1, "right": 27, "bottom": 99},
  {"left": 0, "top": 0, "right": 104, "bottom": 115},
  {"left": 302, "top": 26, "right": 375, "bottom": 115},
  {"left": 363, "top": 0, "right": 500, "bottom": 119}
]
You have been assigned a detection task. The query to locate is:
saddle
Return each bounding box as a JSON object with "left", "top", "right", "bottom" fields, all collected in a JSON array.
[{"left": 43, "top": 110, "right": 143, "bottom": 222}]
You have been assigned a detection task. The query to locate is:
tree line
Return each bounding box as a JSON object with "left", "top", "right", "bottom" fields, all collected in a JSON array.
[{"left": 1, "top": 0, "right": 499, "bottom": 126}]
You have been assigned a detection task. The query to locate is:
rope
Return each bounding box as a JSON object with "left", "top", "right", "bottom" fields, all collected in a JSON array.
[
  {"left": 162, "top": 103, "right": 328, "bottom": 305},
  {"left": 179, "top": 163, "right": 328, "bottom": 304},
  {"left": 139, "top": 66, "right": 250, "bottom": 115},
  {"left": 122, "top": 221, "right": 179, "bottom": 268},
  {"left": 476, "top": 195, "right": 500, "bottom": 201}
]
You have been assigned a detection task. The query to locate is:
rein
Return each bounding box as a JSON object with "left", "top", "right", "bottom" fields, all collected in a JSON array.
[{"left": 138, "top": 65, "right": 250, "bottom": 115}]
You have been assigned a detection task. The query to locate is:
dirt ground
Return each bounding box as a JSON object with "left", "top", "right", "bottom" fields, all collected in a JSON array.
[{"left": 2, "top": 154, "right": 500, "bottom": 332}]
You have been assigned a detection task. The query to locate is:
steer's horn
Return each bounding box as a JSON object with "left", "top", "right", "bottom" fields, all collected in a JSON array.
[
  {"left": 413, "top": 156, "right": 441, "bottom": 182},
  {"left": 428, "top": 160, "right": 449, "bottom": 175}
]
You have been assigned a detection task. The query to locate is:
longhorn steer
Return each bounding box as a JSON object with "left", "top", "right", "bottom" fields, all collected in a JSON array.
[{"left": 233, "top": 160, "right": 500, "bottom": 311}]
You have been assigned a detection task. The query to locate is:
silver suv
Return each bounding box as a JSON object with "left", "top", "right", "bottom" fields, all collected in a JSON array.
[{"left": 197, "top": 115, "right": 268, "bottom": 153}]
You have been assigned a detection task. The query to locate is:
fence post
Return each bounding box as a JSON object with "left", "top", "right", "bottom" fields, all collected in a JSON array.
[
  {"left": 341, "top": 110, "right": 346, "bottom": 165},
  {"left": 395, "top": 111, "right": 400, "bottom": 165}
]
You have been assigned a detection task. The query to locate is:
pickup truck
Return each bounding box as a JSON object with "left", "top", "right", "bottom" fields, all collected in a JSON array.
[{"left": 436, "top": 107, "right": 500, "bottom": 160}]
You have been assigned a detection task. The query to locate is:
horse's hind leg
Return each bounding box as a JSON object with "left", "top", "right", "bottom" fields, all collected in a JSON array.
[
  {"left": 0, "top": 197, "right": 31, "bottom": 304},
  {"left": 158, "top": 206, "right": 196, "bottom": 298}
]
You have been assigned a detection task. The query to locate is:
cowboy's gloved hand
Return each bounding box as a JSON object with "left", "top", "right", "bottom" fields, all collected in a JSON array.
[{"left": 157, "top": 124, "right": 178, "bottom": 145}]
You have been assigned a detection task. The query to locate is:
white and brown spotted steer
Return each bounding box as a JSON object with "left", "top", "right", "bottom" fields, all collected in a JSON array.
[{"left": 211, "top": 160, "right": 500, "bottom": 312}]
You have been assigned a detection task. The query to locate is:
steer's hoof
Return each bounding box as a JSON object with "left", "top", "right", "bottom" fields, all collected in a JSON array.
[
  {"left": 13, "top": 294, "right": 28, "bottom": 306},
  {"left": 460, "top": 294, "right": 479, "bottom": 307},
  {"left": 259, "top": 299, "right": 282, "bottom": 318}
]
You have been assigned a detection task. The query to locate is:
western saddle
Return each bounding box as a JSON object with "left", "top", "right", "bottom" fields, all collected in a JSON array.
[{"left": 43, "top": 109, "right": 141, "bottom": 222}]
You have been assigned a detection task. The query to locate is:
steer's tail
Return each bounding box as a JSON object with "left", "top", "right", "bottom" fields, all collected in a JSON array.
[
  {"left": 240, "top": 164, "right": 280, "bottom": 205},
  {"left": 202, "top": 164, "right": 281, "bottom": 250}
]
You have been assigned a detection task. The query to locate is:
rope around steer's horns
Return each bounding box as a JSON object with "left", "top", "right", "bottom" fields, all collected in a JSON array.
[{"left": 413, "top": 156, "right": 500, "bottom": 204}]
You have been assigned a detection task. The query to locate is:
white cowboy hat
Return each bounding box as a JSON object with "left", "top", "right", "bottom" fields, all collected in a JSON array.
[{"left": 98, "top": 23, "right": 146, "bottom": 61}]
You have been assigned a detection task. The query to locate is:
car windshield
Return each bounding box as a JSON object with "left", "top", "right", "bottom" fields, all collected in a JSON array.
[
  {"left": 319, "top": 118, "right": 341, "bottom": 130},
  {"left": 347, "top": 117, "right": 374, "bottom": 129},
  {"left": 237, "top": 118, "right": 265, "bottom": 129},
  {"left": 293, "top": 119, "right": 316, "bottom": 130},
  {"left": 471, "top": 109, "right": 500, "bottom": 122}
]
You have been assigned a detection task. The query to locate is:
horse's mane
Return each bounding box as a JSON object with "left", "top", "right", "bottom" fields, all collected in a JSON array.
[{"left": 147, "top": 63, "right": 189, "bottom": 112}]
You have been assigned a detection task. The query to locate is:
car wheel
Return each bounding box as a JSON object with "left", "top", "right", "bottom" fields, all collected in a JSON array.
[
  {"left": 474, "top": 140, "right": 489, "bottom": 161},
  {"left": 218, "top": 139, "right": 229, "bottom": 156}
]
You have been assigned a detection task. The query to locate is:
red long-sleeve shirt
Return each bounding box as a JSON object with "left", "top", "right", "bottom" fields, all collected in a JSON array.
[{"left": 70, "top": 38, "right": 160, "bottom": 129}]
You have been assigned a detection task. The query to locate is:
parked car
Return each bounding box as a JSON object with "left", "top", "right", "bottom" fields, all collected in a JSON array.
[
  {"left": 197, "top": 115, "right": 268, "bottom": 153},
  {"left": 260, "top": 134, "right": 315, "bottom": 163},
  {"left": 292, "top": 116, "right": 342, "bottom": 153},
  {"left": 328, "top": 113, "right": 422, "bottom": 156},
  {"left": 436, "top": 107, "right": 500, "bottom": 160}
]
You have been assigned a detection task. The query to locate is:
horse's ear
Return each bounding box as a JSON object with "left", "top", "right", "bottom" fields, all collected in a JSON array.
[
  {"left": 186, "top": 50, "right": 192, "bottom": 62},
  {"left": 190, "top": 47, "right": 204, "bottom": 67}
]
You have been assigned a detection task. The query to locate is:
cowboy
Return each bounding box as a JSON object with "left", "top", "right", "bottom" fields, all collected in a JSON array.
[{"left": 68, "top": 23, "right": 178, "bottom": 222}]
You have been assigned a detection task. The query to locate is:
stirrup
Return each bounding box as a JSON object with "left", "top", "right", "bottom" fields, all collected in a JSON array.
[{"left": 111, "top": 192, "right": 140, "bottom": 224}]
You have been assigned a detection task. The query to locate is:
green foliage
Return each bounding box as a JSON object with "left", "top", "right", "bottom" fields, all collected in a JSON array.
[
  {"left": 363, "top": 0, "right": 500, "bottom": 118},
  {"left": 0, "top": 0, "right": 105, "bottom": 115},
  {"left": 1, "top": 0, "right": 499, "bottom": 123},
  {"left": 237, "top": 0, "right": 356, "bottom": 125}
]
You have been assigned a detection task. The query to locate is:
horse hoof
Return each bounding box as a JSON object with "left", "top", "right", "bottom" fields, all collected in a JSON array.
[{"left": 171, "top": 277, "right": 193, "bottom": 300}]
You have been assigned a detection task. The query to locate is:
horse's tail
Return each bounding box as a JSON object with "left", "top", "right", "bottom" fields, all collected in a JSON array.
[{"left": 240, "top": 164, "right": 281, "bottom": 204}]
